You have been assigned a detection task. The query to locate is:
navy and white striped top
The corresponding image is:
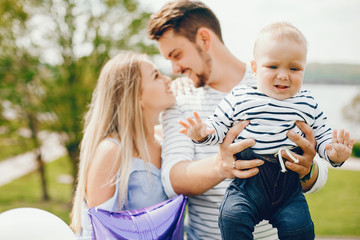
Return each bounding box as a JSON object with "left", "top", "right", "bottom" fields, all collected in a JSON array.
[
  {"left": 161, "top": 63, "right": 329, "bottom": 240},
  {"left": 204, "top": 84, "right": 332, "bottom": 162}
]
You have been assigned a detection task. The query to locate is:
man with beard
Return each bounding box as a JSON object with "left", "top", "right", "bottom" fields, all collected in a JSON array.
[{"left": 148, "top": 1, "right": 328, "bottom": 239}]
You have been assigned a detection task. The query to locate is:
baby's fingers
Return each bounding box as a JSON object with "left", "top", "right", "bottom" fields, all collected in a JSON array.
[
  {"left": 193, "top": 111, "right": 202, "bottom": 123},
  {"left": 179, "top": 128, "right": 187, "bottom": 134},
  {"left": 186, "top": 116, "right": 197, "bottom": 126},
  {"left": 332, "top": 129, "right": 338, "bottom": 143},
  {"left": 206, "top": 128, "right": 216, "bottom": 135},
  {"left": 179, "top": 120, "right": 190, "bottom": 129},
  {"left": 338, "top": 129, "right": 345, "bottom": 143},
  {"left": 343, "top": 131, "right": 350, "bottom": 146}
]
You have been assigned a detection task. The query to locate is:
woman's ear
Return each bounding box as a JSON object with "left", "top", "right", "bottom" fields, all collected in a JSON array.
[
  {"left": 251, "top": 60, "right": 257, "bottom": 79},
  {"left": 196, "top": 28, "right": 211, "bottom": 50}
]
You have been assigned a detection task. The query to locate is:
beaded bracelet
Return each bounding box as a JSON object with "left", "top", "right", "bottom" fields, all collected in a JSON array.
[{"left": 301, "top": 161, "right": 315, "bottom": 182}]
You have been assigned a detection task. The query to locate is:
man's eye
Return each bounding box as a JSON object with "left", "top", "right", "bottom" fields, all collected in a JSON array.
[{"left": 174, "top": 53, "right": 181, "bottom": 60}]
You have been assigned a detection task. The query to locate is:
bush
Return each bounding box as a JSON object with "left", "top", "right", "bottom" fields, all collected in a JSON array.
[{"left": 353, "top": 142, "right": 360, "bottom": 157}]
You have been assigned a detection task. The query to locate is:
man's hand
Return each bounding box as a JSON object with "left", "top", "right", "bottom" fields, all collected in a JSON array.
[
  {"left": 283, "top": 121, "right": 316, "bottom": 179},
  {"left": 216, "top": 121, "right": 264, "bottom": 180}
]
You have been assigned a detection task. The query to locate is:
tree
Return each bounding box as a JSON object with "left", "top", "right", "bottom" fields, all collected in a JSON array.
[
  {"left": 343, "top": 93, "right": 360, "bottom": 123},
  {"left": 0, "top": 0, "right": 50, "bottom": 200},
  {"left": 1, "top": 0, "right": 157, "bottom": 192}
]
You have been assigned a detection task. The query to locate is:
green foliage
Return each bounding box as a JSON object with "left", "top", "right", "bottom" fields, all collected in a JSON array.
[
  {"left": 0, "top": 0, "right": 157, "bottom": 189},
  {"left": 343, "top": 93, "right": 360, "bottom": 123},
  {"left": 0, "top": 136, "right": 36, "bottom": 162},
  {"left": 352, "top": 142, "right": 360, "bottom": 157},
  {"left": 306, "top": 169, "right": 360, "bottom": 236}
]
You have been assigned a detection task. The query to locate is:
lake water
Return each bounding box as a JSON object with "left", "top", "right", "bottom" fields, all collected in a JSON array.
[{"left": 303, "top": 84, "right": 360, "bottom": 140}]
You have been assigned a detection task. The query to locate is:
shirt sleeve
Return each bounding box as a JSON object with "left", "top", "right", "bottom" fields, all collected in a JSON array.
[
  {"left": 160, "top": 102, "right": 195, "bottom": 198},
  {"left": 304, "top": 154, "right": 328, "bottom": 195},
  {"left": 203, "top": 90, "right": 237, "bottom": 146}
]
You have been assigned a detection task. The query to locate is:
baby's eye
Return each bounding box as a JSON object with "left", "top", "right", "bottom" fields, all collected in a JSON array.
[
  {"left": 290, "top": 67, "right": 299, "bottom": 71},
  {"left": 268, "top": 66, "right": 277, "bottom": 69}
]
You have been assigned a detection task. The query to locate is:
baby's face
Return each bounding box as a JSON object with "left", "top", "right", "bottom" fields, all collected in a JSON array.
[{"left": 252, "top": 38, "right": 307, "bottom": 100}]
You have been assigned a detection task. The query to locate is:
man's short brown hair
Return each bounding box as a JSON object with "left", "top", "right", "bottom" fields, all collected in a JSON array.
[{"left": 148, "top": 0, "right": 223, "bottom": 43}]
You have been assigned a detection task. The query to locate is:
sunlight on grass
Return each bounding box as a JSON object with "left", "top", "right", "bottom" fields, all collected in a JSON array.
[
  {"left": 0, "top": 156, "right": 73, "bottom": 223},
  {"left": 0, "top": 157, "right": 359, "bottom": 236},
  {"left": 306, "top": 168, "right": 360, "bottom": 236}
]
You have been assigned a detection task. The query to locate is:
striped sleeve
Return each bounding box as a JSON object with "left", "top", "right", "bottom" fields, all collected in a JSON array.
[{"left": 204, "top": 89, "right": 238, "bottom": 145}]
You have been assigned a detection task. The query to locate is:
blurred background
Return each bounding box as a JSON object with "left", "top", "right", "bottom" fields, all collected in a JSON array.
[{"left": 0, "top": 0, "right": 359, "bottom": 238}]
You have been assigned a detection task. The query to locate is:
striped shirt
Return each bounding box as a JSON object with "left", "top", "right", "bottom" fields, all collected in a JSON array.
[
  {"left": 203, "top": 85, "right": 332, "bottom": 162},
  {"left": 160, "top": 63, "right": 328, "bottom": 240}
]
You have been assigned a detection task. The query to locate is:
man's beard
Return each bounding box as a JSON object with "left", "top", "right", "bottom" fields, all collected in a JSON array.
[{"left": 194, "top": 44, "right": 212, "bottom": 88}]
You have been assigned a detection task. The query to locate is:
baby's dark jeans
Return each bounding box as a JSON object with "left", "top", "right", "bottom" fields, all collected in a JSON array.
[{"left": 219, "top": 147, "right": 314, "bottom": 240}]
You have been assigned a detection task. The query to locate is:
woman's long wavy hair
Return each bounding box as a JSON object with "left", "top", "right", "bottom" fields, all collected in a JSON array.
[{"left": 70, "top": 51, "right": 150, "bottom": 234}]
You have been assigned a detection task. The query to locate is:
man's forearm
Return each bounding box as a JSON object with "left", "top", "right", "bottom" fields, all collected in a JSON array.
[
  {"left": 170, "top": 155, "right": 225, "bottom": 195},
  {"left": 301, "top": 162, "right": 318, "bottom": 192},
  {"left": 302, "top": 156, "right": 328, "bottom": 194}
]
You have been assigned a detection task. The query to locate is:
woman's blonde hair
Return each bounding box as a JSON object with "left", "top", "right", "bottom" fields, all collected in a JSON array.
[{"left": 70, "top": 51, "right": 150, "bottom": 234}]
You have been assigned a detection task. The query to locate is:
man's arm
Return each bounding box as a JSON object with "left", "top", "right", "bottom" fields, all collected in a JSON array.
[
  {"left": 161, "top": 104, "right": 263, "bottom": 197},
  {"left": 283, "top": 121, "right": 328, "bottom": 193}
]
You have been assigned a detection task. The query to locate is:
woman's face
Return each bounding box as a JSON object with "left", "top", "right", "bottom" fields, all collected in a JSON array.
[{"left": 140, "top": 59, "right": 175, "bottom": 113}]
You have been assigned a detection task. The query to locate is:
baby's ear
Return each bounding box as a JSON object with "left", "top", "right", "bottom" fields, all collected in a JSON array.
[{"left": 251, "top": 60, "right": 257, "bottom": 79}]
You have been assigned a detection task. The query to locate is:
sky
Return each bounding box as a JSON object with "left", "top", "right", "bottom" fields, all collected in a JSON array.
[{"left": 141, "top": 0, "right": 360, "bottom": 66}]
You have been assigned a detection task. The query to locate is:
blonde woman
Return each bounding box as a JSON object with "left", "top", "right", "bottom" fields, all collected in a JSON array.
[{"left": 70, "top": 51, "right": 175, "bottom": 239}]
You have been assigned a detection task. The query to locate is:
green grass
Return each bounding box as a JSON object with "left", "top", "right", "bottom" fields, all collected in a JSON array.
[
  {"left": 0, "top": 157, "right": 359, "bottom": 237},
  {"left": 306, "top": 168, "right": 360, "bottom": 236},
  {"left": 0, "top": 155, "right": 73, "bottom": 224},
  {"left": 0, "top": 137, "right": 36, "bottom": 162}
]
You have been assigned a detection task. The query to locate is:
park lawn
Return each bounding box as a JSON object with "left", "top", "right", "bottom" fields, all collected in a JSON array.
[
  {"left": 0, "top": 156, "right": 359, "bottom": 237},
  {"left": 0, "top": 155, "right": 73, "bottom": 223},
  {"left": 306, "top": 168, "right": 360, "bottom": 236},
  {"left": 0, "top": 137, "right": 36, "bottom": 162}
]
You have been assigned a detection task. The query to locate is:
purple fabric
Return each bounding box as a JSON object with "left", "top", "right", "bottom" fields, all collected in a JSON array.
[{"left": 88, "top": 195, "right": 187, "bottom": 240}]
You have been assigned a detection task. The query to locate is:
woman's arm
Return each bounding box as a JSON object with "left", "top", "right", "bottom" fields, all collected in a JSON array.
[{"left": 86, "top": 140, "right": 120, "bottom": 207}]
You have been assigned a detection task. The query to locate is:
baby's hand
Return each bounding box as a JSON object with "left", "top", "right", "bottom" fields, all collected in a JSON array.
[
  {"left": 326, "top": 129, "right": 354, "bottom": 163},
  {"left": 179, "top": 111, "right": 215, "bottom": 142}
]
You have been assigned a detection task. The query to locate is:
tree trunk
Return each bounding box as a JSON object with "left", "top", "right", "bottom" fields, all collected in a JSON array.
[
  {"left": 35, "top": 148, "right": 49, "bottom": 200},
  {"left": 66, "top": 142, "right": 80, "bottom": 193},
  {"left": 28, "top": 113, "right": 49, "bottom": 201}
]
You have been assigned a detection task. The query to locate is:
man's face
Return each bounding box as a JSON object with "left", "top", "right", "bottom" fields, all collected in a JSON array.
[{"left": 158, "top": 29, "right": 212, "bottom": 87}]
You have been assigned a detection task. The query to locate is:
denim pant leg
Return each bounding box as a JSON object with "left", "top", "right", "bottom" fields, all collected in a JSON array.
[
  {"left": 220, "top": 148, "right": 314, "bottom": 240},
  {"left": 219, "top": 178, "right": 265, "bottom": 240},
  {"left": 270, "top": 181, "right": 315, "bottom": 240},
  {"left": 219, "top": 149, "right": 274, "bottom": 240}
]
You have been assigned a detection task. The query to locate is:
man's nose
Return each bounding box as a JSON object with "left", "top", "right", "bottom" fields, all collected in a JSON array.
[{"left": 171, "top": 61, "right": 182, "bottom": 75}]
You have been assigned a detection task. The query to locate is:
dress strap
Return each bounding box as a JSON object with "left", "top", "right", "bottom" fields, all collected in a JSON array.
[{"left": 104, "top": 137, "right": 121, "bottom": 148}]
